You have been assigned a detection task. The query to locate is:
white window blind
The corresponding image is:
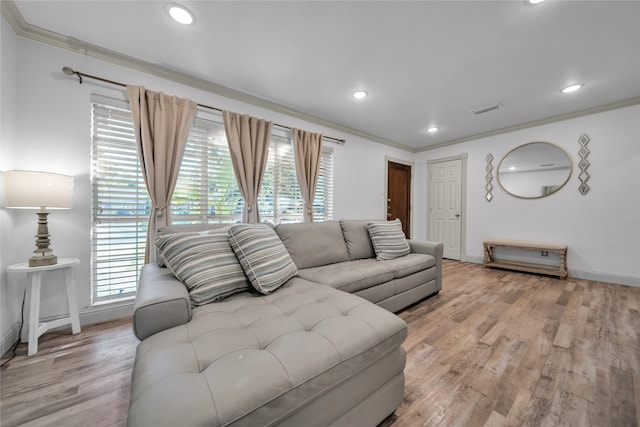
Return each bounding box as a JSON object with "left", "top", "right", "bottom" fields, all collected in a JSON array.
[
  {"left": 91, "top": 95, "right": 149, "bottom": 305},
  {"left": 314, "top": 147, "right": 334, "bottom": 222},
  {"left": 170, "top": 117, "right": 243, "bottom": 224},
  {"left": 258, "top": 135, "right": 334, "bottom": 224}
]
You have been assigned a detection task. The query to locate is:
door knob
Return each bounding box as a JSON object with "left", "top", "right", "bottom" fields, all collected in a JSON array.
[{"left": 455, "top": 213, "right": 460, "bottom": 218}]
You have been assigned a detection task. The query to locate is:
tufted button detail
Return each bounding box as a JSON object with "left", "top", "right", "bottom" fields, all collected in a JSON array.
[{"left": 129, "top": 277, "right": 407, "bottom": 426}]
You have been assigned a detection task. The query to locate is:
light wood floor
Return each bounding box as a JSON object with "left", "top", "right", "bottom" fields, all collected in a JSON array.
[{"left": 1, "top": 260, "right": 639, "bottom": 426}]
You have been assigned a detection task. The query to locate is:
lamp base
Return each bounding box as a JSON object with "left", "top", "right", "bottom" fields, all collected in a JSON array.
[
  {"left": 29, "top": 210, "right": 58, "bottom": 267},
  {"left": 29, "top": 254, "right": 58, "bottom": 267}
]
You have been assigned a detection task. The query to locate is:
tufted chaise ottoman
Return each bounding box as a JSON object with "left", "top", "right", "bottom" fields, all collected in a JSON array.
[{"left": 128, "top": 277, "right": 408, "bottom": 426}]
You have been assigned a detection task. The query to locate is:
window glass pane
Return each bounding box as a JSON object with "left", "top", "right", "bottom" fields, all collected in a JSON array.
[
  {"left": 171, "top": 118, "right": 243, "bottom": 224},
  {"left": 259, "top": 135, "right": 302, "bottom": 224},
  {"left": 315, "top": 148, "right": 334, "bottom": 222},
  {"left": 259, "top": 136, "right": 333, "bottom": 224},
  {"left": 91, "top": 96, "right": 149, "bottom": 305}
]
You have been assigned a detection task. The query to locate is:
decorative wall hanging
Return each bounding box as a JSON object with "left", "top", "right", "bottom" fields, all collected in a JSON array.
[
  {"left": 485, "top": 153, "right": 494, "bottom": 201},
  {"left": 578, "top": 133, "right": 590, "bottom": 195}
]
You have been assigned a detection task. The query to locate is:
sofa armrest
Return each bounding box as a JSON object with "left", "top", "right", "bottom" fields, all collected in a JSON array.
[
  {"left": 133, "top": 263, "right": 192, "bottom": 341},
  {"left": 408, "top": 240, "right": 443, "bottom": 292}
]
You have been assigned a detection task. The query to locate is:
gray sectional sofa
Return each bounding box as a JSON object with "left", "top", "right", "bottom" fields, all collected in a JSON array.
[
  {"left": 128, "top": 220, "right": 443, "bottom": 426},
  {"left": 277, "top": 220, "right": 442, "bottom": 313}
]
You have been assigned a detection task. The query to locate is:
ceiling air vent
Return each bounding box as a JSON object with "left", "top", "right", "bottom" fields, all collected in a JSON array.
[{"left": 470, "top": 102, "right": 502, "bottom": 115}]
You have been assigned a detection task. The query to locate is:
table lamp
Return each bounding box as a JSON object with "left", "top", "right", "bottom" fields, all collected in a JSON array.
[{"left": 4, "top": 170, "right": 74, "bottom": 267}]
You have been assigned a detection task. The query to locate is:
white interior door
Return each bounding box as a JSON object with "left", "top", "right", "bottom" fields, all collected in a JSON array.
[{"left": 429, "top": 158, "right": 462, "bottom": 260}]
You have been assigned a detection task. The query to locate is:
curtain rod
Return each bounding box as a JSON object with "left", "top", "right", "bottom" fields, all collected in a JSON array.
[{"left": 62, "top": 67, "right": 346, "bottom": 145}]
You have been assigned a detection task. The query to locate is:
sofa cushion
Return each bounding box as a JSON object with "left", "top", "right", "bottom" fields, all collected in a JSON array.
[
  {"left": 154, "top": 229, "right": 251, "bottom": 306},
  {"left": 382, "top": 253, "right": 436, "bottom": 279},
  {"left": 367, "top": 219, "right": 411, "bottom": 261},
  {"left": 275, "top": 221, "right": 350, "bottom": 269},
  {"left": 128, "top": 278, "right": 407, "bottom": 427},
  {"left": 340, "top": 219, "right": 376, "bottom": 260},
  {"left": 229, "top": 223, "right": 298, "bottom": 294},
  {"left": 297, "top": 259, "right": 394, "bottom": 294}
]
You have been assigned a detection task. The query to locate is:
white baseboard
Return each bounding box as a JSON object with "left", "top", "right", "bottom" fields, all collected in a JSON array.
[
  {"left": 78, "top": 301, "right": 134, "bottom": 325},
  {"left": 1, "top": 323, "right": 22, "bottom": 358},
  {"left": 465, "top": 255, "right": 484, "bottom": 264},
  {"left": 568, "top": 269, "right": 640, "bottom": 287},
  {"left": 1, "top": 301, "right": 134, "bottom": 358},
  {"left": 463, "top": 256, "right": 639, "bottom": 287}
]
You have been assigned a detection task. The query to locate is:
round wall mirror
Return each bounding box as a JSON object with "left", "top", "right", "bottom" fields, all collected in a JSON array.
[{"left": 497, "top": 142, "right": 572, "bottom": 199}]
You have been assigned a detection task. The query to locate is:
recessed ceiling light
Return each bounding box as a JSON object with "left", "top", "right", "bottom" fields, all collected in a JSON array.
[
  {"left": 427, "top": 126, "right": 439, "bottom": 133},
  {"left": 352, "top": 90, "right": 368, "bottom": 100},
  {"left": 525, "top": 0, "right": 545, "bottom": 5},
  {"left": 168, "top": 4, "right": 194, "bottom": 25},
  {"left": 561, "top": 83, "right": 584, "bottom": 94}
]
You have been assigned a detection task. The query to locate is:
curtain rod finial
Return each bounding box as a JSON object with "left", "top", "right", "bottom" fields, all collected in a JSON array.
[{"left": 62, "top": 66, "right": 82, "bottom": 84}]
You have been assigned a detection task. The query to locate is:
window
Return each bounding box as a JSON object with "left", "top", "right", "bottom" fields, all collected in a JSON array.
[
  {"left": 172, "top": 116, "right": 334, "bottom": 225},
  {"left": 170, "top": 116, "right": 243, "bottom": 224},
  {"left": 258, "top": 134, "right": 333, "bottom": 223},
  {"left": 91, "top": 95, "right": 149, "bottom": 305},
  {"left": 91, "top": 96, "right": 334, "bottom": 305},
  {"left": 313, "top": 146, "right": 334, "bottom": 222}
]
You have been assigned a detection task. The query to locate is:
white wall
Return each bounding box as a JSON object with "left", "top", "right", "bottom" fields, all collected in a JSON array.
[
  {"left": 418, "top": 105, "right": 640, "bottom": 286},
  {"left": 0, "top": 30, "right": 416, "bottom": 354},
  {"left": 1, "top": 16, "right": 20, "bottom": 354}
]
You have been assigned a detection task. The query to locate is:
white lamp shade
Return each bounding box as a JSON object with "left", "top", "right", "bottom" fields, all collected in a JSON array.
[{"left": 4, "top": 170, "right": 74, "bottom": 209}]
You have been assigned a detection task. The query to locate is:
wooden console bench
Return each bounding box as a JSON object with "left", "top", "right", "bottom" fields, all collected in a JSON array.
[{"left": 483, "top": 239, "right": 568, "bottom": 279}]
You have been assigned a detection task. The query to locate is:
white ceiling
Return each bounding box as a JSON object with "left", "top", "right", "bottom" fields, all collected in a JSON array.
[{"left": 10, "top": 0, "right": 640, "bottom": 151}]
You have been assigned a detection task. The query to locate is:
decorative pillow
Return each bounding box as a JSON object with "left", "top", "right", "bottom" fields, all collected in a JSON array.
[
  {"left": 367, "top": 219, "right": 411, "bottom": 261},
  {"left": 228, "top": 223, "right": 298, "bottom": 294},
  {"left": 155, "top": 228, "right": 251, "bottom": 306},
  {"left": 340, "top": 219, "right": 376, "bottom": 260},
  {"left": 155, "top": 224, "right": 232, "bottom": 267}
]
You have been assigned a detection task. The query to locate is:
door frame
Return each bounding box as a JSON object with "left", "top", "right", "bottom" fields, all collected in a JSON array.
[
  {"left": 427, "top": 153, "right": 468, "bottom": 261},
  {"left": 385, "top": 156, "right": 413, "bottom": 237}
]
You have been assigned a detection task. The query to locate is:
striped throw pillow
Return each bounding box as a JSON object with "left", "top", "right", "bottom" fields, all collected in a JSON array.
[
  {"left": 228, "top": 224, "right": 298, "bottom": 294},
  {"left": 367, "top": 219, "right": 411, "bottom": 261},
  {"left": 155, "top": 228, "right": 251, "bottom": 306}
]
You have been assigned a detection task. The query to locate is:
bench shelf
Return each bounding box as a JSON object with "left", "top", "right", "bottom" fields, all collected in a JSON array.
[{"left": 483, "top": 239, "right": 568, "bottom": 279}]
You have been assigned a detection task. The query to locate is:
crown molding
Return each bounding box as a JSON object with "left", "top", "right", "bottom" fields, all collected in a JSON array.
[
  {"left": 1, "top": 0, "right": 22, "bottom": 31},
  {"left": 1, "top": 0, "right": 410, "bottom": 151},
  {"left": 417, "top": 96, "right": 640, "bottom": 153},
  {"left": 4, "top": 1, "right": 639, "bottom": 155}
]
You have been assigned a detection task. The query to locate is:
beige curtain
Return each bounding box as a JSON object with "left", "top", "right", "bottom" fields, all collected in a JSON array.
[
  {"left": 291, "top": 128, "right": 323, "bottom": 222},
  {"left": 222, "top": 111, "right": 272, "bottom": 223},
  {"left": 127, "top": 85, "right": 197, "bottom": 263}
]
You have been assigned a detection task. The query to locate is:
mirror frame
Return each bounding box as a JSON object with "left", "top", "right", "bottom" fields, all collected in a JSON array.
[{"left": 497, "top": 141, "right": 573, "bottom": 199}]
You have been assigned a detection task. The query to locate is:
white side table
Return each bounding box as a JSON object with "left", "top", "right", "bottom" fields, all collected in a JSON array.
[{"left": 7, "top": 258, "right": 81, "bottom": 356}]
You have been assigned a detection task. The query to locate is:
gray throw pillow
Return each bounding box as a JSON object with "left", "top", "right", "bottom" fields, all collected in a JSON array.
[
  {"left": 228, "top": 223, "right": 298, "bottom": 294},
  {"left": 155, "top": 228, "right": 251, "bottom": 306},
  {"left": 340, "top": 219, "right": 376, "bottom": 260},
  {"left": 367, "top": 219, "right": 411, "bottom": 261}
]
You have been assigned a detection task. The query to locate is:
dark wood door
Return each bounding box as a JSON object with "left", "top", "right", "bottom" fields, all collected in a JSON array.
[{"left": 387, "top": 161, "right": 411, "bottom": 238}]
